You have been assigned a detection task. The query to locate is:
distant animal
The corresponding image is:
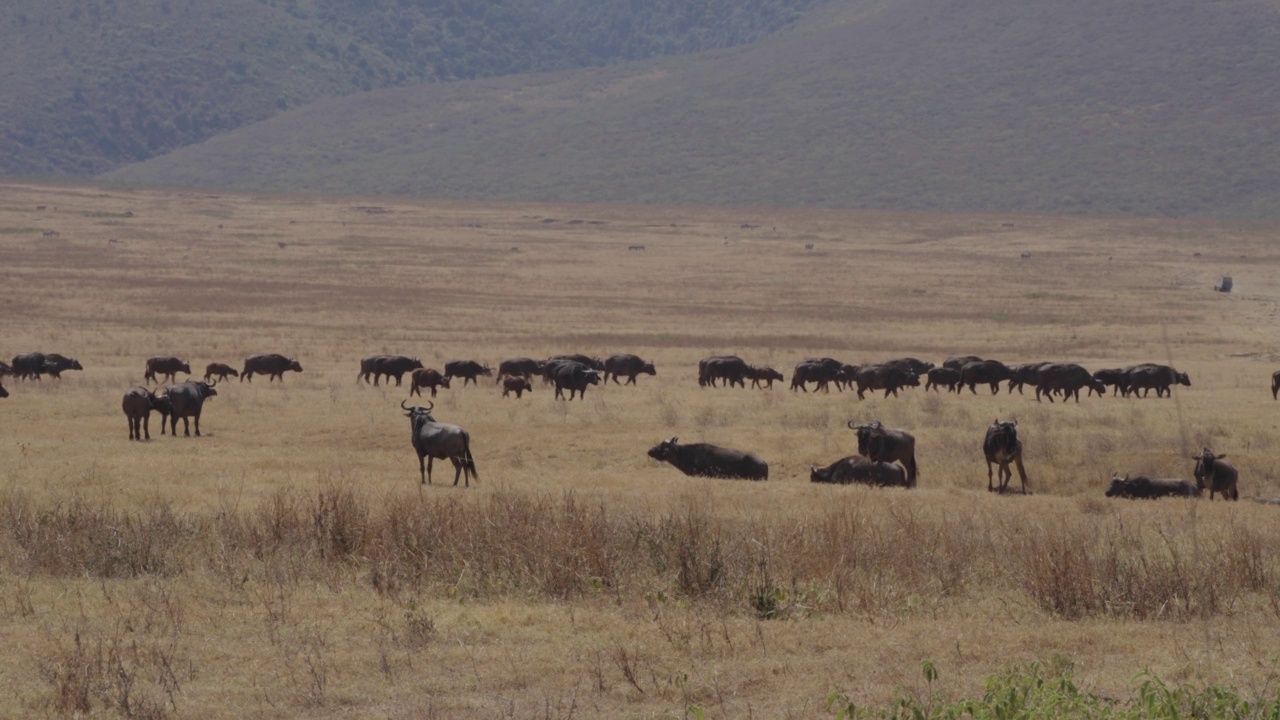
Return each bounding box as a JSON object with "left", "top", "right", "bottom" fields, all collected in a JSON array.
[
  {"left": 628, "top": 244, "right": 646, "bottom": 251},
  {"left": 1192, "top": 448, "right": 1239, "bottom": 501},
  {"left": 402, "top": 400, "right": 477, "bottom": 486},
  {"left": 847, "top": 420, "right": 918, "bottom": 487},
  {"left": 880, "top": 358, "right": 935, "bottom": 375},
  {"left": 699, "top": 355, "right": 750, "bottom": 388},
  {"left": 501, "top": 375, "right": 533, "bottom": 398},
  {"left": 647, "top": 437, "right": 768, "bottom": 480},
  {"left": 554, "top": 362, "right": 601, "bottom": 400},
  {"left": 163, "top": 380, "right": 218, "bottom": 437},
  {"left": 1214, "top": 276, "right": 1232, "bottom": 292},
  {"left": 121, "top": 386, "right": 170, "bottom": 441},
  {"left": 853, "top": 365, "right": 920, "bottom": 400},
  {"left": 1020, "top": 252, "right": 1031, "bottom": 259},
  {"left": 747, "top": 365, "right": 784, "bottom": 389},
  {"left": 925, "top": 367, "right": 961, "bottom": 393},
  {"left": 961, "top": 360, "right": 1011, "bottom": 395},
  {"left": 497, "top": 357, "right": 545, "bottom": 381},
  {"left": 10, "top": 353, "right": 47, "bottom": 380},
  {"left": 1124, "top": 364, "right": 1190, "bottom": 398},
  {"left": 144, "top": 356, "right": 191, "bottom": 384},
  {"left": 791, "top": 358, "right": 844, "bottom": 393},
  {"left": 366, "top": 355, "right": 424, "bottom": 386},
  {"left": 204, "top": 362, "right": 239, "bottom": 382},
  {"left": 1273, "top": 370, "right": 1280, "bottom": 400},
  {"left": 408, "top": 368, "right": 450, "bottom": 397},
  {"left": 804, "top": 243, "right": 814, "bottom": 251},
  {"left": 444, "top": 360, "right": 493, "bottom": 387},
  {"left": 546, "top": 354, "right": 605, "bottom": 371},
  {"left": 1007, "top": 362, "right": 1051, "bottom": 395},
  {"left": 357, "top": 355, "right": 393, "bottom": 384},
  {"left": 41, "top": 230, "right": 60, "bottom": 238},
  {"left": 1091, "top": 368, "right": 1126, "bottom": 397},
  {"left": 942, "top": 355, "right": 983, "bottom": 371},
  {"left": 241, "top": 354, "right": 303, "bottom": 382},
  {"left": 41, "top": 353, "right": 84, "bottom": 379},
  {"left": 810, "top": 456, "right": 909, "bottom": 487},
  {"left": 602, "top": 354, "right": 656, "bottom": 385},
  {"left": 1105, "top": 473, "right": 1200, "bottom": 499},
  {"left": 983, "top": 419, "right": 1028, "bottom": 494},
  {"left": 1034, "top": 363, "right": 1105, "bottom": 403}
]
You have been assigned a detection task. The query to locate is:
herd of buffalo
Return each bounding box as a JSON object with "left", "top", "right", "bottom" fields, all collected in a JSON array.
[{"left": 0, "top": 350, "right": 1256, "bottom": 500}]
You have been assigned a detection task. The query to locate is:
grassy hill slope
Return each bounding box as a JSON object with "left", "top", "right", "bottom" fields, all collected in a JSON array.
[{"left": 106, "top": 0, "right": 1280, "bottom": 217}]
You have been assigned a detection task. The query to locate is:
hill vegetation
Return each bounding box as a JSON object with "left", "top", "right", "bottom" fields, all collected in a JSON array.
[
  {"left": 106, "top": 0, "right": 1280, "bottom": 217},
  {"left": 0, "top": 0, "right": 823, "bottom": 177}
]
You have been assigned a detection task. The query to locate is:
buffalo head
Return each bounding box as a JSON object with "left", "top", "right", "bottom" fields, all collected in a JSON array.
[
  {"left": 648, "top": 437, "right": 678, "bottom": 462},
  {"left": 289, "top": 358, "right": 304, "bottom": 373},
  {"left": 1105, "top": 472, "right": 1130, "bottom": 497}
]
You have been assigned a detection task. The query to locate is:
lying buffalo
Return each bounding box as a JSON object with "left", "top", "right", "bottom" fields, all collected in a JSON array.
[
  {"left": 242, "top": 354, "right": 303, "bottom": 382},
  {"left": 144, "top": 356, "right": 190, "bottom": 385},
  {"left": 603, "top": 354, "right": 656, "bottom": 385},
  {"left": 1192, "top": 448, "right": 1239, "bottom": 501},
  {"left": 1105, "top": 473, "right": 1200, "bottom": 499},
  {"left": 810, "top": 456, "right": 908, "bottom": 487},
  {"left": 647, "top": 437, "right": 768, "bottom": 480}
]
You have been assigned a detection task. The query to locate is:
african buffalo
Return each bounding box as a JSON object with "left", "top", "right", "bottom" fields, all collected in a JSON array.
[
  {"left": 11, "top": 352, "right": 46, "bottom": 380},
  {"left": 547, "top": 354, "right": 605, "bottom": 371},
  {"left": 961, "top": 360, "right": 1011, "bottom": 395},
  {"left": 792, "top": 358, "right": 845, "bottom": 393},
  {"left": 357, "top": 355, "right": 391, "bottom": 384},
  {"left": 853, "top": 365, "right": 919, "bottom": 400},
  {"left": 747, "top": 365, "right": 784, "bottom": 389},
  {"left": 847, "top": 420, "right": 918, "bottom": 486},
  {"left": 1273, "top": 370, "right": 1280, "bottom": 400},
  {"left": 943, "top": 355, "right": 983, "bottom": 371},
  {"left": 144, "top": 356, "right": 190, "bottom": 384},
  {"left": 810, "top": 456, "right": 909, "bottom": 487},
  {"left": 163, "top": 380, "right": 217, "bottom": 437},
  {"left": 925, "top": 367, "right": 961, "bottom": 393},
  {"left": 204, "top": 362, "right": 239, "bottom": 382},
  {"left": 1034, "top": 363, "right": 1105, "bottom": 403},
  {"left": 241, "top": 354, "right": 303, "bottom": 382},
  {"left": 42, "top": 353, "right": 84, "bottom": 379},
  {"left": 603, "top": 354, "right": 656, "bottom": 385},
  {"left": 0, "top": 380, "right": 8, "bottom": 398},
  {"left": 984, "top": 418, "right": 1028, "bottom": 494},
  {"left": 498, "top": 357, "right": 545, "bottom": 381},
  {"left": 402, "top": 400, "right": 478, "bottom": 486},
  {"left": 1007, "top": 362, "right": 1052, "bottom": 395},
  {"left": 122, "top": 386, "right": 169, "bottom": 441},
  {"left": 554, "top": 362, "right": 601, "bottom": 400},
  {"left": 881, "top": 358, "right": 935, "bottom": 375},
  {"left": 700, "top": 356, "right": 750, "bottom": 388},
  {"left": 647, "top": 437, "right": 768, "bottom": 480},
  {"left": 1192, "top": 448, "right": 1239, "bottom": 501},
  {"left": 1092, "top": 368, "right": 1127, "bottom": 397},
  {"left": 409, "top": 368, "right": 450, "bottom": 397},
  {"left": 444, "top": 359, "right": 493, "bottom": 386},
  {"left": 369, "top": 355, "right": 423, "bottom": 386},
  {"left": 1105, "top": 473, "right": 1201, "bottom": 499},
  {"left": 1124, "top": 364, "right": 1190, "bottom": 398},
  {"left": 501, "top": 375, "right": 533, "bottom": 398}
]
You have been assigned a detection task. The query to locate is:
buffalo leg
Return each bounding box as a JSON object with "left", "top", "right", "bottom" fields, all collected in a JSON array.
[
  {"left": 193, "top": 412, "right": 201, "bottom": 437},
  {"left": 142, "top": 415, "right": 150, "bottom": 441},
  {"left": 128, "top": 417, "right": 137, "bottom": 441}
]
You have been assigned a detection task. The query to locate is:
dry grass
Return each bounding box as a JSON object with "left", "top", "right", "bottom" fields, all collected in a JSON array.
[{"left": 3, "top": 182, "right": 1280, "bottom": 717}]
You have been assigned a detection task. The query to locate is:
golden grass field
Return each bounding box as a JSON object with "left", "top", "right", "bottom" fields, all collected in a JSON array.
[{"left": 4, "top": 181, "right": 1280, "bottom": 718}]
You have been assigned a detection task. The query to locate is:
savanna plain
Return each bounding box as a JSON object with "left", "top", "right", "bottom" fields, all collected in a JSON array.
[{"left": 4, "top": 183, "right": 1280, "bottom": 718}]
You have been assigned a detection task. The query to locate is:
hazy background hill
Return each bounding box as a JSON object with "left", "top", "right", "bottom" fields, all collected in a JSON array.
[{"left": 0, "top": 0, "right": 821, "bottom": 176}]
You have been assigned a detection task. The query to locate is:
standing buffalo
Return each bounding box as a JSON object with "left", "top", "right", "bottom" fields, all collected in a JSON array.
[
  {"left": 853, "top": 365, "right": 919, "bottom": 400},
  {"left": 925, "top": 367, "right": 961, "bottom": 393},
  {"left": 1123, "top": 364, "right": 1190, "bottom": 398},
  {"left": 603, "top": 354, "right": 656, "bottom": 385},
  {"left": 204, "top": 363, "right": 239, "bottom": 382},
  {"left": 881, "top": 358, "right": 935, "bottom": 375},
  {"left": 810, "top": 456, "right": 909, "bottom": 487},
  {"left": 241, "top": 354, "right": 303, "bottom": 382},
  {"left": 122, "top": 386, "right": 170, "bottom": 441},
  {"left": 984, "top": 418, "right": 1028, "bottom": 494},
  {"left": 163, "top": 380, "right": 217, "bottom": 437},
  {"left": 847, "top": 420, "right": 918, "bottom": 486},
  {"left": 1034, "top": 363, "right": 1105, "bottom": 403},
  {"left": 42, "top": 353, "right": 84, "bottom": 378},
  {"left": 943, "top": 355, "right": 983, "bottom": 371},
  {"left": 365, "top": 355, "right": 423, "bottom": 386},
  {"left": 647, "top": 437, "right": 768, "bottom": 480},
  {"left": 501, "top": 376, "right": 533, "bottom": 398},
  {"left": 1192, "top": 448, "right": 1239, "bottom": 501},
  {"left": 408, "top": 368, "right": 450, "bottom": 397},
  {"left": 699, "top": 356, "right": 750, "bottom": 388},
  {"left": 144, "top": 357, "right": 191, "bottom": 384},
  {"left": 1007, "top": 362, "right": 1051, "bottom": 395},
  {"left": 747, "top": 366, "right": 784, "bottom": 389},
  {"left": 444, "top": 360, "right": 493, "bottom": 386},
  {"left": 1105, "top": 473, "right": 1201, "bottom": 499},
  {"left": 1092, "top": 368, "right": 1127, "bottom": 397},
  {"left": 792, "top": 358, "right": 844, "bottom": 393},
  {"left": 402, "top": 400, "right": 478, "bottom": 486},
  {"left": 498, "top": 358, "right": 545, "bottom": 381},
  {"left": 11, "top": 352, "right": 46, "bottom": 380},
  {"left": 357, "top": 355, "right": 392, "bottom": 384},
  {"left": 961, "top": 360, "right": 1011, "bottom": 395},
  {"left": 554, "top": 362, "right": 601, "bottom": 400}
]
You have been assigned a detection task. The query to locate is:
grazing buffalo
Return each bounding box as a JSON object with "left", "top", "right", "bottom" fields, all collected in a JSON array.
[
  {"left": 1192, "top": 448, "right": 1239, "bottom": 501},
  {"left": 1124, "top": 364, "right": 1190, "bottom": 398},
  {"left": 204, "top": 363, "right": 239, "bottom": 382},
  {"left": 122, "top": 386, "right": 169, "bottom": 441},
  {"left": 498, "top": 357, "right": 545, "bottom": 381},
  {"left": 402, "top": 400, "right": 478, "bottom": 486},
  {"left": 408, "top": 368, "right": 450, "bottom": 397},
  {"left": 1007, "top": 362, "right": 1051, "bottom": 395},
  {"left": 164, "top": 380, "right": 217, "bottom": 437},
  {"left": 943, "top": 355, "right": 983, "bottom": 371},
  {"left": 501, "top": 375, "right": 533, "bottom": 398},
  {"left": 1105, "top": 473, "right": 1201, "bottom": 499},
  {"left": 1092, "top": 368, "right": 1127, "bottom": 397},
  {"left": 444, "top": 360, "right": 493, "bottom": 386},
  {"left": 925, "top": 367, "right": 961, "bottom": 393},
  {"left": 11, "top": 352, "right": 46, "bottom": 380},
  {"left": 853, "top": 365, "right": 919, "bottom": 400},
  {"left": 747, "top": 365, "right": 784, "bottom": 389},
  {"left": 961, "top": 360, "right": 1011, "bottom": 395},
  {"left": 42, "top": 353, "right": 84, "bottom": 379},
  {"left": 984, "top": 418, "right": 1028, "bottom": 494},
  {"left": 810, "top": 456, "right": 909, "bottom": 487},
  {"left": 1034, "top": 363, "right": 1105, "bottom": 403},
  {"left": 144, "top": 356, "right": 191, "bottom": 384},
  {"left": 554, "top": 362, "right": 601, "bottom": 400},
  {"left": 881, "top": 358, "right": 935, "bottom": 375},
  {"left": 365, "top": 355, "right": 423, "bottom": 386},
  {"left": 1273, "top": 370, "right": 1280, "bottom": 400},
  {"left": 647, "top": 437, "right": 768, "bottom": 480},
  {"left": 700, "top": 356, "right": 750, "bottom": 388},
  {"left": 603, "top": 354, "right": 656, "bottom": 385},
  {"left": 241, "top": 354, "right": 303, "bottom": 382},
  {"left": 847, "top": 420, "right": 918, "bottom": 487}
]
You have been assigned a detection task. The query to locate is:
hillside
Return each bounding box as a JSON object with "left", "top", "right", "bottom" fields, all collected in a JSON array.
[
  {"left": 106, "top": 0, "right": 1280, "bottom": 217},
  {"left": 0, "top": 0, "right": 823, "bottom": 177}
]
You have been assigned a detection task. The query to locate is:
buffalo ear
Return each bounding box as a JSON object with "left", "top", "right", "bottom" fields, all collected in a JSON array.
[{"left": 669, "top": 436, "right": 678, "bottom": 444}]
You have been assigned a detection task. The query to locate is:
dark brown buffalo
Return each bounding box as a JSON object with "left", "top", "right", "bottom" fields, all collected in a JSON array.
[
  {"left": 409, "top": 368, "right": 450, "bottom": 397},
  {"left": 603, "top": 354, "right": 656, "bottom": 385},
  {"left": 547, "top": 354, "right": 605, "bottom": 371},
  {"left": 791, "top": 359, "right": 842, "bottom": 393},
  {"left": 1192, "top": 448, "right": 1239, "bottom": 501},
  {"left": 847, "top": 420, "right": 918, "bottom": 486},
  {"left": 961, "top": 360, "right": 1011, "bottom": 395},
  {"left": 1007, "top": 362, "right": 1052, "bottom": 395},
  {"left": 144, "top": 356, "right": 191, "bottom": 384},
  {"left": 42, "top": 353, "right": 84, "bottom": 379},
  {"left": 241, "top": 354, "right": 303, "bottom": 382},
  {"left": 1124, "top": 364, "right": 1190, "bottom": 398},
  {"left": 1273, "top": 370, "right": 1280, "bottom": 400},
  {"left": 369, "top": 355, "right": 424, "bottom": 386},
  {"left": 0, "top": 361, "right": 12, "bottom": 377},
  {"left": 747, "top": 365, "right": 784, "bottom": 389},
  {"left": 810, "top": 456, "right": 909, "bottom": 487},
  {"left": 0, "top": 380, "right": 8, "bottom": 398},
  {"left": 501, "top": 376, "right": 532, "bottom": 398},
  {"left": 163, "top": 380, "right": 217, "bottom": 437},
  {"left": 357, "top": 355, "right": 392, "bottom": 384},
  {"left": 444, "top": 359, "right": 493, "bottom": 386},
  {"left": 925, "top": 367, "right": 961, "bottom": 393},
  {"left": 881, "top": 358, "right": 935, "bottom": 375},
  {"left": 853, "top": 365, "right": 919, "bottom": 400},
  {"left": 122, "top": 386, "right": 169, "bottom": 441},
  {"left": 1105, "top": 473, "right": 1200, "bottom": 499},
  {"left": 984, "top": 418, "right": 1028, "bottom": 494},
  {"left": 498, "top": 357, "right": 545, "bottom": 381},
  {"left": 554, "top": 362, "right": 601, "bottom": 400},
  {"left": 1093, "top": 368, "right": 1127, "bottom": 397},
  {"left": 647, "top": 437, "right": 768, "bottom": 480},
  {"left": 204, "top": 363, "right": 240, "bottom": 382},
  {"left": 11, "top": 352, "right": 46, "bottom": 380},
  {"left": 700, "top": 356, "right": 750, "bottom": 388},
  {"left": 943, "top": 355, "right": 983, "bottom": 371},
  {"left": 1034, "top": 363, "right": 1105, "bottom": 403}
]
